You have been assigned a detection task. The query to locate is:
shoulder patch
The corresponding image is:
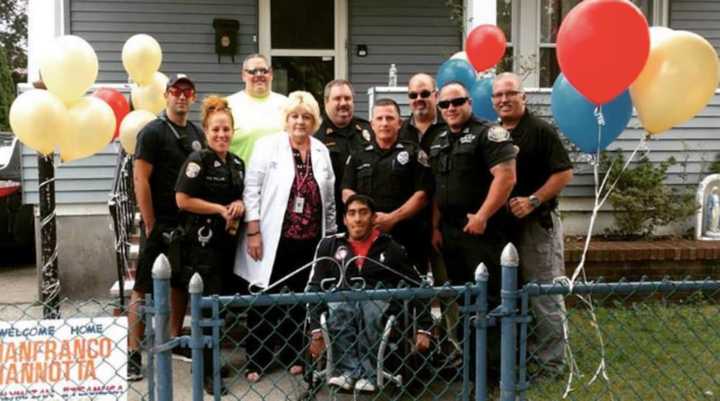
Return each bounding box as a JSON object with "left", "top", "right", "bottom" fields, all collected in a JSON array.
[
  {"left": 488, "top": 126, "right": 510, "bottom": 142},
  {"left": 185, "top": 162, "right": 201, "bottom": 178}
]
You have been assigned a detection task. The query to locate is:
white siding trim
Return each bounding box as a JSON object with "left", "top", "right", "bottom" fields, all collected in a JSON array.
[
  {"left": 27, "top": 0, "right": 64, "bottom": 83},
  {"left": 464, "top": 0, "right": 497, "bottom": 38}
]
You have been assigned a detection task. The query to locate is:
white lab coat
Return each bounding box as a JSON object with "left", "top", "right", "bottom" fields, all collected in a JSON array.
[{"left": 234, "top": 132, "right": 337, "bottom": 288}]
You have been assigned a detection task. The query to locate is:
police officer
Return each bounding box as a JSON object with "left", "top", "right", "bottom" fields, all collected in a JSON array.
[
  {"left": 175, "top": 96, "right": 245, "bottom": 395},
  {"left": 430, "top": 82, "right": 517, "bottom": 381},
  {"left": 342, "top": 99, "right": 433, "bottom": 270},
  {"left": 128, "top": 74, "right": 206, "bottom": 381},
  {"left": 399, "top": 73, "right": 447, "bottom": 155},
  {"left": 493, "top": 72, "right": 573, "bottom": 377},
  {"left": 315, "top": 79, "right": 373, "bottom": 229}
]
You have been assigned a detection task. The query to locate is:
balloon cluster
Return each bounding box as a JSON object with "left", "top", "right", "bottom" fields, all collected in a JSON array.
[
  {"left": 120, "top": 34, "right": 166, "bottom": 155},
  {"left": 9, "top": 36, "right": 125, "bottom": 162},
  {"left": 552, "top": 0, "right": 720, "bottom": 154},
  {"left": 436, "top": 25, "right": 508, "bottom": 122}
]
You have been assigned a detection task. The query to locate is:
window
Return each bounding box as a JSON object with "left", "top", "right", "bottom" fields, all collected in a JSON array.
[{"left": 495, "top": 0, "right": 662, "bottom": 87}]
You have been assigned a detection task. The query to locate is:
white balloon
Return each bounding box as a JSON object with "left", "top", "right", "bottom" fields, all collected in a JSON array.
[
  {"left": 131, "top": 72, "right": 168, "bottom": 114},
  {"left": 40, "top": 35, "right": 99, "bottom": 104},
  {"left": 122, "top": 34, "right": 162, "bottom": 85},
  {"left": 119, "top": 110, "right": 157, "bottom": 155},
  {"left": 59, "top": 96, "right": 116, "bottom": 162},
  {"left": 9, "top": 90, "right": 69, "bottom": 155},
  {"left": 451, "top": 51, "right": 469, "bottom": 62}
]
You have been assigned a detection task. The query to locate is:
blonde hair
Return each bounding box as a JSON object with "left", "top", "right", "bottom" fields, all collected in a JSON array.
[
  {"left": 282, "top": 91, "right": 322, "bottom": 133},
  {"left": 201, "top": 95, "right": 234, "bottom": 129}
]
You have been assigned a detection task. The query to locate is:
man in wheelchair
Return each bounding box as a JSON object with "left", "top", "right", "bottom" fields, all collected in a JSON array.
[{"left": 306, "top": 194, "right": 433, "bottom": 393}]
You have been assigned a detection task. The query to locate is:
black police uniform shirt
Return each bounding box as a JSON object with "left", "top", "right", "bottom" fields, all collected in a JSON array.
[
  {"left": 341, "top": 140, "right": 433, "bottom": 214},
  {"left": 509, "top": 110, "right": 572, "bottom": 214},
  {"left": 314, "top": 117, "right": 373, "bottom": 225},
  {"left": 174, "top": 149, "right": 245, "bottom": 236},
  {"left": 399, "top": 115, "right": 448, "bottom": 157},
  {"left": 429, "top": 116, "right": 517, "bottom": 231},
  {"left": 135, "top": 117, "right": 205, "bottom": 225}
]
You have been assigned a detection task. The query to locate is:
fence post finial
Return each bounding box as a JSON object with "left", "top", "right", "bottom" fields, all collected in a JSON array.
[
  {"left": 501, "top": 242, "right": 519, "bottom": 268},
  {"left": 475, "top": 262, "right": 489, "bottom": 282},
  {"left": 152, "top": 254, "right": 172, "bottom": 280},
  {"left": 189, "top": 273, "right": 204, "bottom": 294}
]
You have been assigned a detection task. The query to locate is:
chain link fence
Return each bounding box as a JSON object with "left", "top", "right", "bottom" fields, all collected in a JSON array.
[{"left": 519, "top": 279, "right": 720, "bottom": 401}]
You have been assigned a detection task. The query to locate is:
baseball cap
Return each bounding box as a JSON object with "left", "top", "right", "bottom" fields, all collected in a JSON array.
[{"left": 166, "top": 73, "right": 195, "bottom": 90}]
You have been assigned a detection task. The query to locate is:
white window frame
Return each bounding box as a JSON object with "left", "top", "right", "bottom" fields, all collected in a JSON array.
[
  {"left": 258, "top": 0, "right": 348, "bottom": 79},
  {"left": 466, "top": 0, "right": 667, "bottom": 88}
]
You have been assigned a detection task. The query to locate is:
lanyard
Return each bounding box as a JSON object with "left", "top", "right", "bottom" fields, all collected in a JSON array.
[{"left": 289, "top": 139, "right": 312, "bottom": 190}]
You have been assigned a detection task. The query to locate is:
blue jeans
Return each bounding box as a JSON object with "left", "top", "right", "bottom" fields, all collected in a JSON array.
[{"left": 328, "top": 300, "right": 390, "bottom": 381}]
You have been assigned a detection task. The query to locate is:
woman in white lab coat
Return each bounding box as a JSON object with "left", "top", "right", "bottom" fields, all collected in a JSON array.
[{"left": 235, "top": 90, "right": 336, "bottom": 382}]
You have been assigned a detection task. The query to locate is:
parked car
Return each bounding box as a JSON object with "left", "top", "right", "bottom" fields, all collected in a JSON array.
[{"left": 0, "top": 132, "right": 34, "bottom": 262}]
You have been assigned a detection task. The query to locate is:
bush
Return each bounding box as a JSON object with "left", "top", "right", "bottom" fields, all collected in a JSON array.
[
  {"left": 600, "top": 150, "right": 697, "bottom": 238},
  {"left": 0, "top": 45, "right": 14, "bottom": 131}
]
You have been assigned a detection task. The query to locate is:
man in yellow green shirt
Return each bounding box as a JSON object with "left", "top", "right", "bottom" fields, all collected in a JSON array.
[{"left": 226, "top": 54, "right": 288, "bottom": 163}]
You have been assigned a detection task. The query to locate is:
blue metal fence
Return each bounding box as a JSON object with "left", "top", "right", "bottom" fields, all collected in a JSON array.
[{"left": 141, "top": 245, "right": 720, "bottom": 401}]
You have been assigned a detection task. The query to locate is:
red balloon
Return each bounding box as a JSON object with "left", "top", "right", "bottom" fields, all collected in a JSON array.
[
  {"left": 465, "top": 25, "right": 507, "bottom": 72},
  {"left": 556, "top": 0, "right": 650, "bottom": 105},
  {"left": 92, "top": 88, "right": 130, "bottom": 140}
]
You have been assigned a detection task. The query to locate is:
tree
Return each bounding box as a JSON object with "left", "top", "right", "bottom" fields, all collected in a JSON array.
[
  {"left": 0, "top": 0, "right": 28, "bottom": 84},
  {"left": 0, "top": 46, "right": 13, "bottom": 131}
]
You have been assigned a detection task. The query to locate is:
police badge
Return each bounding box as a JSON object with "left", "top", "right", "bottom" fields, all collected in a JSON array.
[
  {"left": 362, "top": 129, "right": 371, "bottom": 142},
  {"left": 192, "top": 140, "right": 202, "bottom": 151},
  {"left": 397, "top": 151, "right": 409, "bottom": 165}
]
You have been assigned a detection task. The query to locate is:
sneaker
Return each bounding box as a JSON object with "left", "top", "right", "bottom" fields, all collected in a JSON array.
[
  {"left": 354, "top": 378, "right": 376, "bottom": 392},
  {"left": 328, "top": 374, "right": 355, "bottom": 391},
  {"left": 171, "top": 347, "right": 192, "bottom": 363},
  {"left": 127, "top": 351, "right": 143, "bottom": 382}
]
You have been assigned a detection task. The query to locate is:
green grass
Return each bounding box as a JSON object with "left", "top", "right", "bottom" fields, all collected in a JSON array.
[{"left": 527, "top": 296, "right": 720, "bottom": 401}]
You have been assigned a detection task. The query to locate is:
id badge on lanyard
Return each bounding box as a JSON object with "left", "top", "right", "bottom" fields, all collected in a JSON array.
[{"left": 291, "top": 142, "right": 311, "bottom": 214}]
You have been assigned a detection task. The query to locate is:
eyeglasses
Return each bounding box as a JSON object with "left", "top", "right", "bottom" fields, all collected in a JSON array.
[
  {"left": 408, "top": 90, "right": 433, "bottom": 100},
  {"left": 437, "top": 97, "right": 469, "bottom": 109},
  {"left": 168, "top": 87, "right": 195, "bottom": 98},
  {"left": 244, "top": 68, "right": 270, "bottom": 76},
  {"left": 491, "top": 90, "right": 522, "bottom": 99}
]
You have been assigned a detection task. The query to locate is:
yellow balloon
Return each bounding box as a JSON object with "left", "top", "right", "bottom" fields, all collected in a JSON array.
[
  {"left": 9, "top": 90, "right": 68, "bottom": 155},
  {"left": 122, "top": 34, "right": 162, "bottom": 85},
  {"left": 119, "top": 110, "right": 157, "bottom": 155},
  {"left": 59, "top": 97, "right": 116, "bottom": 162},
  {"left": 131, "top": 72, "right": 168, "bottom": 114},
  {"left": 630, "top": 30, "right": 720, "bottom": 135},
  {"left": 40, "top": 35, "right": 99, "bottom": 104}
]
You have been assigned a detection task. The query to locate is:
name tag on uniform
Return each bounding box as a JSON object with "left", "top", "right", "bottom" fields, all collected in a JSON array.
[{"left": 293, "top": 196, "right": 305, "bottom": 213}]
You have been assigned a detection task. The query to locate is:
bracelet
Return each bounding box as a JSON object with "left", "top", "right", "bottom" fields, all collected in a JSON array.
[{"left": 247, "top": 231, "right": 260, "bottom": 237}]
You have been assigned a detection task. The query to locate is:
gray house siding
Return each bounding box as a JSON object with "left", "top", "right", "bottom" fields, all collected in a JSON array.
[
  {"left": 670, "top": 0, "right": 720, "bottom": 52},
  {"left": 348, "top": 0, "right": 461, "bottom": 117}
]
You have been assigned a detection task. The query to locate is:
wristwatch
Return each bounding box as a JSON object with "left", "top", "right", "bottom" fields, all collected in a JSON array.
[{"left": 528, "top": 195, "right": 541, "bottom": 209}]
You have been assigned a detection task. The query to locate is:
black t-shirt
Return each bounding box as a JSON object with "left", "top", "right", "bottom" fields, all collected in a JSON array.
[
  {"left": 342, "top": 140, "right": 433, "bottom": 214},
  {"left": 135, "top": 116, "right": 206, "bottom": 224},
  {"left": 509, "top": 110, "right": 572, "bottom": 212},
  {"left": 429, "top": 117, "right": 517, "bottom": 230}
]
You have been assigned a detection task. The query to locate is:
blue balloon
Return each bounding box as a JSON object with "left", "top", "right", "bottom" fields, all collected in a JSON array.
[
  {"left": 470, "top": 77, "right": 498, "bottom": 121},
  {"left": 436, "top": 59, "right": 476, "bottom": 91},
  {"left": 551, "top": 73, "right": 632, "bottom": 154}
]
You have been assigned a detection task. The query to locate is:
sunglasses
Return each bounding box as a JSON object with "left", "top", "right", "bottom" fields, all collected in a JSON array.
[
  {"left": 408, "top": 90, "right": 433, "bottom": 100},
  {"left": 168, "top": 87, "right": 195, "bottom": 98},
  {"left": 244, "top": 68, "right": 270, "bottom": 76},
  {"left": 437, "top": 97, "right": 469, "bottom": 109}
]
